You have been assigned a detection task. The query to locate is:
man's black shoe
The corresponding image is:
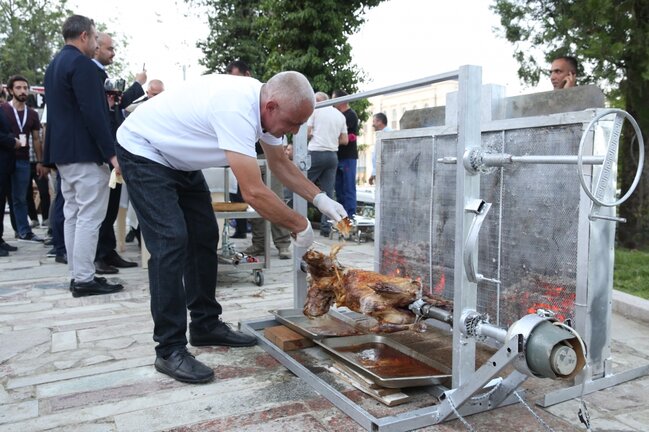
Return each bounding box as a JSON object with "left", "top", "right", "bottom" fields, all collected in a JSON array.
[
  {"left": 95, "top": 259, "right": 119, "bottom": 274},
  {"left": 71, "top": 278, "right": 123, "bottom": 297},
  {"left": 55, "top": 254, "right": 68, "bottom": 264},
  {"left": 154, "top": 348, "right": 214, "bottom": 384},
  {"left": 125, "top": 228, "right": 137, "bottom": 243},
  {"left": 229, "top": 232, "right": 247, "bottom": 239},
  {"left": 189, "top": 320, "right": 257, "bottom": 347},
  {"left": 43, "top": 238, "right": 54, "bottom": 246},
  {"left": 0, "top": 241, "right": 17, "bottom": 252},
  {"left": 104, "top": 252, "right": 137, "bottom": 268}
]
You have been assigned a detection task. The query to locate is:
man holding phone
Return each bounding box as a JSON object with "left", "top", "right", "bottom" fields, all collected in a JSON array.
[{"left": 550, "top": 56, "right": 578, "bottom": 90}]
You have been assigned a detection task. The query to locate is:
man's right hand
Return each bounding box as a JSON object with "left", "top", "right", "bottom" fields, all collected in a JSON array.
[
  {"left": 313, "top": 192, "right": 347, "bottom": 222},
  {"left": 291, "top": 219, "right": 314, "bottom": 248},
  {"left": 135, "top": 70, "right": 147, "bottom": 85}
]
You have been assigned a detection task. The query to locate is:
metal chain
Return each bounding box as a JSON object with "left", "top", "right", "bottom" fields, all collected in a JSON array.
[
  {"left": 578, "top": 367, "right": 592, "bottom": 432},
  {"left": 513, "top": 391, "right": 555, "bottom": 432},
  {"left": 447, "top": 395, "right": 476, "bottom": 432}
]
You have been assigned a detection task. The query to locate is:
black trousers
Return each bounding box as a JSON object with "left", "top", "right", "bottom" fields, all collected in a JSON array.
[{"left": 95, "top": 174, "right": 121, "bottom": 261}]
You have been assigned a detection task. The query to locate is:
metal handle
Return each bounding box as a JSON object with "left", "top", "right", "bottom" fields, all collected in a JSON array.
[
  {"left": 577, "top": 108, "right": 644, "bottom": 207},
  {"left": 463, "top": 200, "right": 500, "bottom": 284}
]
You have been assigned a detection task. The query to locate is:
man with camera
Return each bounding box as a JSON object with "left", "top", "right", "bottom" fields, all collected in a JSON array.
[
  {"left": 92, "top": 32, "right": 146, "bottom": 275},
  {"left": 44, "top": 15, "right": 124, "bottom": 297}
]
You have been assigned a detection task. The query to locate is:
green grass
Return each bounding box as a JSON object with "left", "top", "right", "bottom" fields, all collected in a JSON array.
[{"left": 614, "top": 248, "right": 649, "bottom": 299}]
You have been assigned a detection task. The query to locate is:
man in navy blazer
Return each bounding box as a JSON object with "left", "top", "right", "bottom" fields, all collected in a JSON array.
[
  {"left": 43, "top": 14, "right": 123, "bottom": 297},
  {"left": 92, "top": 32, "right": 146, "bottom": 274}
]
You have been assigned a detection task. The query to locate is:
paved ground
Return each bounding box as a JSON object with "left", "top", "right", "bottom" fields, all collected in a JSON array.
[{"left": 1, "top": 221, "right": 649, "bottom": 431}]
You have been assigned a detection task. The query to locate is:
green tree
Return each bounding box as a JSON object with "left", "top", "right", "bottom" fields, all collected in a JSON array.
[
  {"left": 0, "top": 0, "right": 72, "bottom": 85},
  {"left": 192, "top": 0, "right": 268, "bottom": 77},
  {"left": 491, "top": 0, "right": 649, "bottom": 248},
  {"left": 190, "top": 0, "right": 383, "bottom": 123},
  {"left": 258, "top": 0, "right": 381, "bottom": 122}
]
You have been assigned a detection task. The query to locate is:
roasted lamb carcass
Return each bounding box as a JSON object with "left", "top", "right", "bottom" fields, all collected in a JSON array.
[{"left": 302, "top": 247, "right": 451, "bottom": 332}]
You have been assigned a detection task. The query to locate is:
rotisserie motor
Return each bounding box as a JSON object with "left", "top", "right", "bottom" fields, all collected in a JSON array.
[{"left": 302, "top": 246, "right": 452, "bottom": 332}]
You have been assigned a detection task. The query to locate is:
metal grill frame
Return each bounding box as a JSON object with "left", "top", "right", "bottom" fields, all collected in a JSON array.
[{"left": 240, "top": 65, "right": 649, "bottom": 430}]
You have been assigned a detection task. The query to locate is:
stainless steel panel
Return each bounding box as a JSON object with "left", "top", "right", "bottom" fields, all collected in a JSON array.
[{"left": 270, "top": 309, "right": 364, "bottom": 340}]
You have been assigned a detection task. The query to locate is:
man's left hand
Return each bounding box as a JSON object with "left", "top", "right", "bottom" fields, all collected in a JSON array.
[
  {"left": 110, "top": 156, "right": 121, "bottom": 177},
  {"left": 313, "top": 192, "right": 347, "bottom": 222},
  {"left": 36, "top": 163, "right": 49, "bottom": 178}
]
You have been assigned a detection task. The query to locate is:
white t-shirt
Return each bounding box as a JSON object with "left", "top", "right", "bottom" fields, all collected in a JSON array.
[
  {"left": 116, "top": 74, "right": 283, "bottom": 171},
  {"left": 306, "top": 106, "right": 347, "bottom": 152}
]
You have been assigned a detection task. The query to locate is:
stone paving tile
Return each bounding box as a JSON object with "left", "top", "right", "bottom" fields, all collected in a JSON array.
[
  {"left": 6, "top": 357, "right": 153, "bottom": 390},
  {"left": 51, "top": 330, "right": 77, "bottom": 352},
  {"left": 36, "top": 365, "right": 157, "bottom": 398},
  {"left": 0, "top": 327, "right": 50, "bottom": 363},
  {"left": 0, "top": 400, "right": 38, "bottom": 424}
]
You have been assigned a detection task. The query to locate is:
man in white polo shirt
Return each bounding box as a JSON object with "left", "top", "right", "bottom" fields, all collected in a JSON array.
[
  {"left": 116, "top": 71, "right": 346, "bottom": 384},
  {"left": 306, "top": 91, "right": 348, "bottom": 236}
]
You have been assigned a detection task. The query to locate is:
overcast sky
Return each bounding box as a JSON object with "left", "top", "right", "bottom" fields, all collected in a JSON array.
[{"left": 71, "top": 0, "right": 553, "bottom": 95}]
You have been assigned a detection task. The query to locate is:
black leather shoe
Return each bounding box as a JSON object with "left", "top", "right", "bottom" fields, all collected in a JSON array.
[
  {"left": 154, "top": 348, "right": 214, "bottom": 384},
  {"left": 72, "top": 278, "right": 123, "bottom": 297},
  {"left": 104, "top": 252, "right": 137, "bottom": 268},
  {"left": 0, "top": 241, "right": 17, "bottom": 252},
  {"left": 95, "top": 259, "right": 119, "bottom": 274},
  {"left": 189, "top": 321, "right": 257, "bottom": 347},
  {"left": 55, "top": 254, "right": 67, "bottom": 264}
]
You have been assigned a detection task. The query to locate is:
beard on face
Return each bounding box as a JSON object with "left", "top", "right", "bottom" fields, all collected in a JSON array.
[{"left": 13, "top": 93, "right": 28, "bottom": 102}]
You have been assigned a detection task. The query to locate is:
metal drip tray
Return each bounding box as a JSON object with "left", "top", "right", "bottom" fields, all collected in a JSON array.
[
  {"left": 270, "top": 309, "right": 365, "bottom": 340},
  {"left": 316, "top": 334, "right": 451, "bottom": 388}
]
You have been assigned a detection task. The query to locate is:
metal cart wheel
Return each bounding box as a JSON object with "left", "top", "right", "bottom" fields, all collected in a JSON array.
[{"left": 253, "top": 270, "right": 264, "bottom": 286}]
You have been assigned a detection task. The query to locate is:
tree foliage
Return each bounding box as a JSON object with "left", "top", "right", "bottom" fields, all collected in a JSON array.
[
  {"left": 492, "top": 0, "right": 649, "bottom": 248},
  {"left": 190, "top": 0, "right": 384, "bottom": 123},
  {"left": 0, "top": 0, "right": 72, "bottom": 85},
  {"left": 193, "top": 0, "right": 268, "bottom": 77}
]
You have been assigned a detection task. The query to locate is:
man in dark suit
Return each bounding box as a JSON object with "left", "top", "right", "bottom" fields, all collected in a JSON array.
[
  {"left": 92, "top": 32, "right": 146, "bottom": 274},
  {"left": 0, "top": 110, "right": 20, "bottom": 256},
  {"left": 43, "top": 14, "right": 123, "bottom": 297}
]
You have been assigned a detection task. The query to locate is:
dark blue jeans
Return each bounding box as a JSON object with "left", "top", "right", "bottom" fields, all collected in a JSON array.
[
  {"left": 116, "top": 145, "right": 221, "bottom": 357},
  {"left": 335, "top": 158, "right": 357, "bottom": 217}
]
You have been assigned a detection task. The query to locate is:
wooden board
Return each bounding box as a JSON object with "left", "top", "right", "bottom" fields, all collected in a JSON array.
[
  {"left": 212, "top": 202, "right": 248, "bottom": 212},
  {"left": 264, "top": 325, "right": 315, "bottom": 351}
]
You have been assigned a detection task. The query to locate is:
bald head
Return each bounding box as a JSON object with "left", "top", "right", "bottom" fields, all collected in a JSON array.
[
  {"left": 147, "top": 79, "right": 165, "bottom": 98},
  {"left": 95, "top": 32, "right": 115, "bottom": 66},
  {"left": 314, "top": 92, "right": 329, "bottom": 103},
  {"left": 264, "top": 71, "right": 315, "bottom": 109},
  {"left": 260, "top": 71, "right": 315, "bottom": 138}
]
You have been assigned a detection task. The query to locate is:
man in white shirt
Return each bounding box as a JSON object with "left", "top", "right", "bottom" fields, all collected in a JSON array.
[
  {"left": 116, "top": 71, "right": 346, "bottom": 384},
  {"left": 369, "top": 112, "right": 391, "bottom": 186},
  {"left": 306, "top": 92, "right": 348, "bottom": 236}
]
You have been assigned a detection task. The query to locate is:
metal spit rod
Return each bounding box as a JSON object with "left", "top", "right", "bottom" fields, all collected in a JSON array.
[
  {"left": 409, "top": 299, "right": 453, "bottom": 324},
  {"left": 439, "top": 154, "right": 606, "bottom": 165}
]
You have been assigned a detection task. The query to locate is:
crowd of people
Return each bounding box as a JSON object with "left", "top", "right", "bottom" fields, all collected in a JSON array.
[{"left": 0, "top": 12, "right": 579, "bottom": 384}]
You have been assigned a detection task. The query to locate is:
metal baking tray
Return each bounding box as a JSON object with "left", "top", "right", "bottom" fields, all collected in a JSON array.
[
  {"left": 270, "top": 308, "right": 365, "bottom": 340},
  {"left": 316, "top": 334, "right": 451, "bottom": 388}
]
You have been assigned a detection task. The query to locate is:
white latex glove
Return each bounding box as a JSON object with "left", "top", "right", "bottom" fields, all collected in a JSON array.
[
  {"left": 291, "top": 219, "right": 314, "bottom": 248},
  {"left": 108, "top": 169, "right": 123, "bottom": 189},
  {"left": 313, "top": 192, "right": 347, "bottom": 222}
]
